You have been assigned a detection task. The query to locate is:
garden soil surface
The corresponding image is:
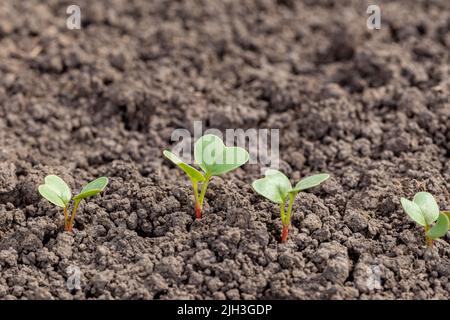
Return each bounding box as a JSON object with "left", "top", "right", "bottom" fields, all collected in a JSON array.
[{"left": 0, "top": 0, "right": 449, "bottom": 300}]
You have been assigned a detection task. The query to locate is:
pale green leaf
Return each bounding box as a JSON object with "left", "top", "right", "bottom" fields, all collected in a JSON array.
[
  {"left": 38, "top": 185, "right": 67, "bottom": 208},
  {"left": 74, "top": 177, "right": 108, "bottom": 201},
  {"left": 291, "top": 173, "right": 330, "bottom": 192},
  {"left": 163, "top": 150, "right": 205, "bottom": 182},
  {"left": 413, "top": 192, "right": 439, "bottom": 225},
  {"left": 401, "top": 197, "right": 426, "bottom": 226},
  {"left": 194, "top": 134, "right": 249, "bottom": 176},
  {"left": 441, "top": 211, "right": 450, "bottom": 220},
  {"left": 44, "top": 175, "right": 72, "bottom": 205},
  {"left": 427, "top": 213, "right": 449, "bottom": 239},
  {"left": 252, "top": 169, "right": 292, "bottom": 204}
]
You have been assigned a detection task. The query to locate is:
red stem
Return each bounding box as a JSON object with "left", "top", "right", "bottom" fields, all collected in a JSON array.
[
  {"left": 281, "top": 225, "right": 289, "bottom": 243},
  {"left": 195, "top": 203, "right": 202, "bottom": 219}
]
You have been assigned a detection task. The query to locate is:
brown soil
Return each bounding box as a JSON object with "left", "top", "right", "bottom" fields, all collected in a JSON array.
[{"left": 0, "top": 0, "right": 449, "bottom": 300}]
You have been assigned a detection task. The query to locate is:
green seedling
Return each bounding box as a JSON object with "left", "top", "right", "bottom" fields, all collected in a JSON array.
[
  {"left": 38, "top": 175, "right": 109, "bottom": 232},
  {"left": 164, "top": 134, "right": 249, "bottom": 219},
  {"left": 401, "top": 192, "right": 449, "bottom": 247},
  {"left": 252, "top": 169, "right": 329, "bottom": 243}
]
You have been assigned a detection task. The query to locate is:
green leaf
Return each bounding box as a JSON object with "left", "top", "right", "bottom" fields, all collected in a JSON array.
[
  {"left": 252, "top": 169, "right": 292, "bottom": 204},
  {"left": 38, "top": 175, "right": 72, "bottom": 207},
  {"left": 401, "top": 198, "right": 426, "bottom": 226},
  {"left": 441, "top": 211, "right": 450, "bottom": 230},
  {"left": 74, "top": 177, "right": 109, "bottom": 201},
  {"left": 45, "top": 175, "right": 72, "bottom": 204},
  {"left": 194, "top": 134, "right": 249, "bottom": 176},
  {"left": 427, "top": 213, "right": 449, "bottom": 239},
  {"left": 291, "top": 173, "right": 330, "bottom": 192},
  {"left": 413, "top": 192, "right": 439, "bottom": 225},
  {"left": 163, "top": 150, "right": 205, "bottom": 182},
  {"left": 38, "top": 185, "right": 67, "bottom": 208}
]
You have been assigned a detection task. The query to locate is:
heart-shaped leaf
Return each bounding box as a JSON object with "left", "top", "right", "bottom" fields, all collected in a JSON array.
[
  {"left": 74, "top": 177, "right": 109, "bottom": 201},
  {"left": 194, "top": 134, "right": 249, "bottom": 176},
  {"left": 413, "top": 192, "right": 439, "bottom": 225},
  {"left": 163, "top": 150, "right": 205, "bottom": 182},
  {"left": 252, "top": 169, "right": 292, "bottom": 204},
  {"left": 401, "top": 197, "right": 426, "bottom": 226},
  {"left": 38, "top": 175, "right": 72, "bottom": 208},
  {"left": 427, "top": 213, "right": 449, "bottom": 239},
  {"left": 291, "top": 173, "right": 330, "bottom": 193}
]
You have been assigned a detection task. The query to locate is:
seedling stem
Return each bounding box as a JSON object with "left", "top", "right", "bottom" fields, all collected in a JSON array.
[
  {"left": 63, "top": 207, "right": 69, "bottom": 230},
  {"left": 67, "top": 199, "right": 81, "bottom": 232},
  {"left": 197, "top": 174, "right": 211, "bottom": 218},
  {"left": 424, "top": 225, "right": 433, "bottom": 247},
  {"left": 192, "top": 182, "right": 200, "bottom": 219},
  {"left": 281, "top": 225, "right": 289, "bottom": 243},
  {"left": 280, "top": 193, "right": 296, "bottom": 243}
]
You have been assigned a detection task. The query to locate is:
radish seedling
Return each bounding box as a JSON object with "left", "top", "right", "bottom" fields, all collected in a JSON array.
[
  {"left": 252, "top": 169, "right": 329, "bottom": 243},
  {"left": 164, "top": 134, "right": 249, "bottom": 219},
  {"left": 38, "top": 175, "right": 109, "bottom": 232},
  {"left": 401, "top": 192, "right": 449, "bottom": 246}
]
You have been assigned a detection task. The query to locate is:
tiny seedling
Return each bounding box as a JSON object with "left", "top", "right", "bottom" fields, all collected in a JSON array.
[
  {"left": 252, "top": 169, "right": 329, "bottom": 243},
  {"left": 38, "top": 175, "right": 109, "bottom": 232},
  {"left": 164, "top": 134, "right": 249, "bottom": 219},
  {"left": 401, "top": 192, "right": 449, "bottom": 246}
]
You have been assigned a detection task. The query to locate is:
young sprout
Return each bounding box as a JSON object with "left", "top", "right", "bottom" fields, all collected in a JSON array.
[
  {"left": 252, "top": 169, "right": 330, "bottom": 243},
  {"left": 164, "top": 134, "right": 249, "bottom": 219},
  {"left": 400, "top": 192, "right": 449, "bottom": 247},
  {"left": 38, "top": 175, "right": 109, "bottom": 232}
]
